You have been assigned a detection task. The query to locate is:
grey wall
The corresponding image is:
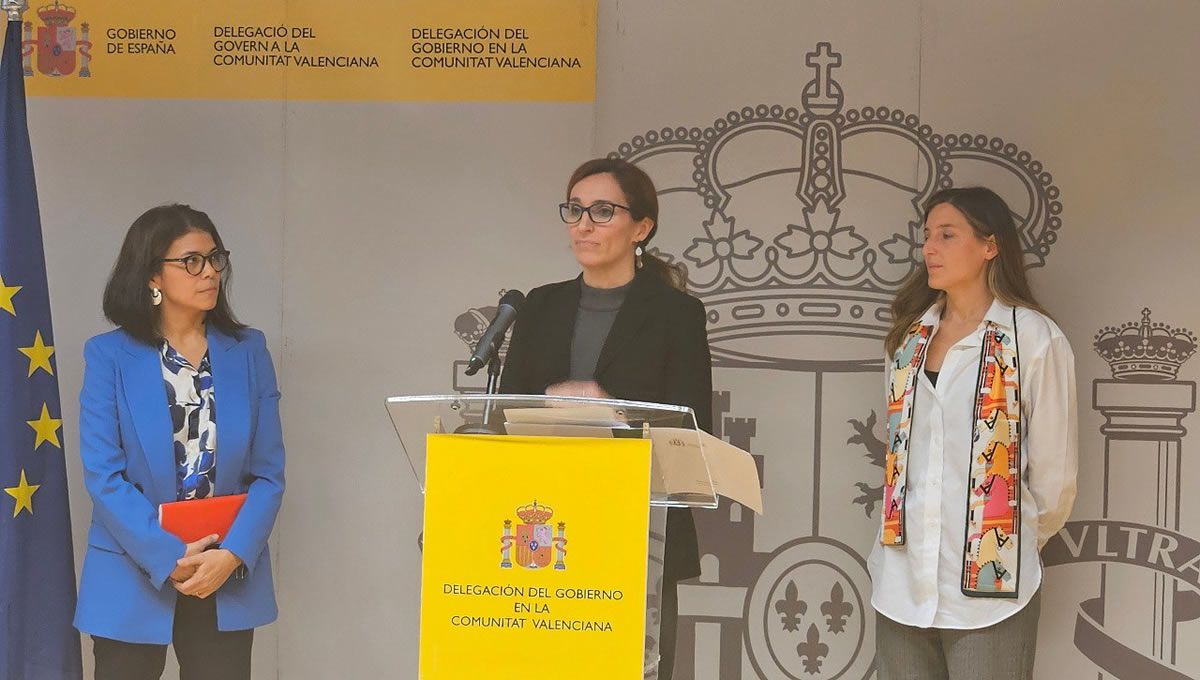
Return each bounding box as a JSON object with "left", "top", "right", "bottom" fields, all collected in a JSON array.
[{"left": 23, "top": 1, "right": 1199, "bottom": 677}]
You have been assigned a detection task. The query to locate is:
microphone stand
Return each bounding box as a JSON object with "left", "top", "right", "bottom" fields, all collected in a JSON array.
[
  {"left": 454, "top": 337, "right": 506, "bottom": 434},
  {"left": 484, "top": 342, "right": 502, "bottom": 398}
]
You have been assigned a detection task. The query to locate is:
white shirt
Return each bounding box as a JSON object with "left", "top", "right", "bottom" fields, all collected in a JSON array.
[{"left": 868, "top": 299, "right": 1078, "bottom": 629}]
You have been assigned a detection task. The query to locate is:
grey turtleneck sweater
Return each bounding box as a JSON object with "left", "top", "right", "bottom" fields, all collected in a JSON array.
[{"left": 568, "top": 279, "right": 633, "bottom": 380}]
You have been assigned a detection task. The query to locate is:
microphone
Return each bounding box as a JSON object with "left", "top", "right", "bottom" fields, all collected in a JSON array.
[{"left": 465, "top": 289, "right": 525, "bottom": 376}]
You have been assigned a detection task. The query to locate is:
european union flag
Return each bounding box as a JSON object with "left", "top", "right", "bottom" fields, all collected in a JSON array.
[{"left": 0, "top": 15, "right": 83, "bottom": 679}]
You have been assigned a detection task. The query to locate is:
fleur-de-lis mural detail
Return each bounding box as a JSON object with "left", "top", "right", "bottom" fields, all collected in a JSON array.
[
  {"left": 796, "top": 623, "right": 830, "bottom": 675},
  {"left": 820, "top": 582, "right": 854, "bottom": 634},
  {"left": 774, "top": 580, "right": 807, "bottom": 632},
  {"left": 848, "top": 410, "right": 887, "bottom": 516}
]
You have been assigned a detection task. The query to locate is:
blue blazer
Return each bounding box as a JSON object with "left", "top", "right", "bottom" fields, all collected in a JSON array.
[{"left": 74, "top": 326, "right": 285, "bottom": 644}]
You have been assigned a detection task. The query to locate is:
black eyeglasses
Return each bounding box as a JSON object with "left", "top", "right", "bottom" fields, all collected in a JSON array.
[
  {"left": 559, "top": 202, "right": 631, "bottom": 225},
  {"left": 161, "top": 250, "right": 230, "bottom": 276}
]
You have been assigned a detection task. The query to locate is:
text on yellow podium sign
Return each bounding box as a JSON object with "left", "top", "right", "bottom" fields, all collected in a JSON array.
[{"left": 420, "top": 434, "right": 651, "bottom": 679}]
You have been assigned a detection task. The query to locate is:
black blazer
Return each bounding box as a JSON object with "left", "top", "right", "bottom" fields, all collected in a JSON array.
[{"left": 499, "top": 270, "right": 712, "bottom": 583}]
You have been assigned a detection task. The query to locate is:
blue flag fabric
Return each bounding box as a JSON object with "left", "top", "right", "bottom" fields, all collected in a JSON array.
[{"left": 0, "top": 18, "right": 83, "bottom": 679}]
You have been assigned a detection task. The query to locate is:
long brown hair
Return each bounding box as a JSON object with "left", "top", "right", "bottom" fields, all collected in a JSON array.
[
  {"left": 883, "top": 187, "right": 1050, "bottom": 356},
  {"left": 566, "top": 158, "right": 688, "bottom": 291}
]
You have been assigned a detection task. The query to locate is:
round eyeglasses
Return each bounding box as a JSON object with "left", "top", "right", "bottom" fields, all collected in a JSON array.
[
  {"left": 559, "top": 202, "right": 631, "bottom": 225},
  {"left": 160, "top": 250, "right": 230, "bottom": 276}
]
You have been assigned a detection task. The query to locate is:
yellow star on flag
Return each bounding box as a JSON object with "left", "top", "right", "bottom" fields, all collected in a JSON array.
[
  {"left": 27, "top": 403, "right": 63, "bottom": 450},
  {"left": 4, "top": 470, "right": 40, "bottom": 517},
  {"left": 18, "top": 330, "right": 55, "bottom": 377},
  {"left": 0, "top": 273, "right": 19, "bottom": 316}
]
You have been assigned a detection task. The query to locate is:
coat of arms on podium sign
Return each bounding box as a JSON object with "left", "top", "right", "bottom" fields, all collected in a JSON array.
[
  {"left": 500, "top": 501, "right": 567, "bottom": 571},
  {"left": 21, "top": 1, "right": 94, "bottom": 78}
]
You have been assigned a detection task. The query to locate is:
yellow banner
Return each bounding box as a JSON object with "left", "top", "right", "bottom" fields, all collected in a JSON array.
[
  {"left": 420, "top": 434, "right": 650, "bottom": 680},
  {"left": 20, "top": 0, "right": 596, "bottom": 101}
]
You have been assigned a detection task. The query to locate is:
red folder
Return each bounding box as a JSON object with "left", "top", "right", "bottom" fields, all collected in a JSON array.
[{"left": 159, "top": 494, "right": 247, "bottom": 544}]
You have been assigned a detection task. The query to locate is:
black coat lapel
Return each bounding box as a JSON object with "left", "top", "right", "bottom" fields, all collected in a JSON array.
[
  {"left": 542, "top": 277, "right": 582, "bottom": 385},
  {"left": 593, "top": 272, "right": 657, "bottom": 377}
]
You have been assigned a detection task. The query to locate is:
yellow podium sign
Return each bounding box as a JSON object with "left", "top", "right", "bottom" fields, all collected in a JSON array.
[
  {"left": 420, "top": 434, "right": 651, "bottom": 679},
  {"left": 21, "top": 0, "right": 596, "bottom": 101}
]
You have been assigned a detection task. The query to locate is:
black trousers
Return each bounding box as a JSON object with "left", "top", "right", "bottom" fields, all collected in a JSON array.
[
  {"left": 92, "top": 595, "right": 253, "bottom": 680},
  {"left": 659, "top": 506, "right": 699, "bottom": 680}
]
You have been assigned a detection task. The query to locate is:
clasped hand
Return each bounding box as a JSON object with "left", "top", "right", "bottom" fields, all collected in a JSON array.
[{"left": 169, "top": 534, "right": 243, "bottom": 599}]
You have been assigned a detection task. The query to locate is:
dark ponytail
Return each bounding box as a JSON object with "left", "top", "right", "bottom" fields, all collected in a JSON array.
[{"left": 639, "top": 249, "right": 688, "bottom": 291}]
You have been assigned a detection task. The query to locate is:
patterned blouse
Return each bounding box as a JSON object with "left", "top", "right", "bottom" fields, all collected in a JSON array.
[{"left": 161, "top": 341, "right": 217, "bottom": 501}]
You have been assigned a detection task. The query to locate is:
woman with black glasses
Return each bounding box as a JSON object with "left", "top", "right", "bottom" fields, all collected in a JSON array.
[
  {"left": 75, "top": 204, "right": 285, "bottom": 679},
  {"left": 500, "top": 158, "right": 712, "bottom": 679}
]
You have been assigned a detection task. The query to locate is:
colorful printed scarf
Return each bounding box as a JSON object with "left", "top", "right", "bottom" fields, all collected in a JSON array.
[{"left": 882, "top": 310, "right": 1022, "bottom": 597}]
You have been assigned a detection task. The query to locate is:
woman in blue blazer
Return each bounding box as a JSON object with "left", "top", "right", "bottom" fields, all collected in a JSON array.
[{"left": 75, "top": 204, "right": 284, "bottom": 679}]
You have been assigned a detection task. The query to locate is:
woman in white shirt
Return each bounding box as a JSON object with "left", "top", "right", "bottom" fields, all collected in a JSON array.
[{"left": 868, "top": 186, "right": 1078, "bottom": 679}]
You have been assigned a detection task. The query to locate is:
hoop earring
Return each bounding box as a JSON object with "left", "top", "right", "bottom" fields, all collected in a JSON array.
[{"left": 151, "top": 288, "right": 163, "bottom": 306}]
